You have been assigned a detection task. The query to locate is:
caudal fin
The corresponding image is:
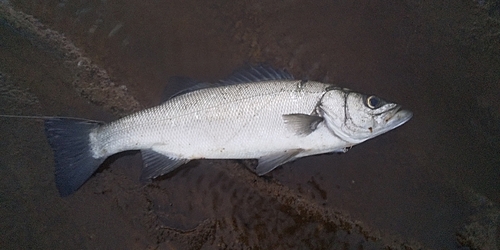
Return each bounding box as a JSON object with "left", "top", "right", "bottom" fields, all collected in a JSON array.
[{"left": 44, "top": 118, "right": 106, "bottom": 196}]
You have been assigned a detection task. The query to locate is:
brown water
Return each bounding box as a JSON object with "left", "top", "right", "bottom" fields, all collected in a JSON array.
[{"left": 1, "top": 1, "right": 499, "bottom": 249}]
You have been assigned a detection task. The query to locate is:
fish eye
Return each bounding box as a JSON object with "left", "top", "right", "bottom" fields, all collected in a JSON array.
[{"left": 365, "top": 95, "right": 382, "bottom": 109}]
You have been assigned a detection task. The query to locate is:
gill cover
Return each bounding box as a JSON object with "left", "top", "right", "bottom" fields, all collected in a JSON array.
[{"left": 318, "top": 89, "right": 410, "bottom": 143}]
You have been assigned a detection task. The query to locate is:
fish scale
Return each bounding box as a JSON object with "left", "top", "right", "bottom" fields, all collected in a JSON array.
[
  {"left": 92, "top": 80, "right": 330, "bottom": 159},
  {"left": 43, "top": 65, "right": 412, "bottom": 196}
]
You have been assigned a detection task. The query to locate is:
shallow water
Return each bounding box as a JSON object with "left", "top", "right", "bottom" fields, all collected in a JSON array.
[{"left": 1, "top": 1, "right": 499, "bottom": 249}]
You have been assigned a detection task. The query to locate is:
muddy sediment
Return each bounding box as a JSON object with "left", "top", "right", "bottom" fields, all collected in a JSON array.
[
  {"left": 0, "top": 3, "right": 140, "bottom": 116},
  {"left": 1, "top": 1, "right": 499, "bottom": 249}
]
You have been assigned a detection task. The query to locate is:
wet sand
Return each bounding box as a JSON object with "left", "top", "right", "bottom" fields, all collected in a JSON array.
[{"left": 1, "top": 1, "right": 499, "bottom": 249}]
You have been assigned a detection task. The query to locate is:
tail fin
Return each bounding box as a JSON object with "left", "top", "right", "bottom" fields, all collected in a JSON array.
[{"left": 44, "top": 118, "right": 106, "bottom": 196}]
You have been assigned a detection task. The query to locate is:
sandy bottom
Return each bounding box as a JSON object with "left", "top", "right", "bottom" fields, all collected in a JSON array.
[{"left": 1, "top": 1, "right": 499, "bottom": 249}]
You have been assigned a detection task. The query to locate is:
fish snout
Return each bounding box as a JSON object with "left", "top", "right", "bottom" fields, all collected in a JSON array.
[{"left": 386, "top": 107, "right": 413, "bottom": 128}]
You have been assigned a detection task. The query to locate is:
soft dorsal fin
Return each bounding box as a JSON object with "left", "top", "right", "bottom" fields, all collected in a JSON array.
[
  {"left": 161, "top": 76, "right": 214, "bottom": 102},
  {"left": 220, "top": 64, "right": 294, "bottom": 85}
]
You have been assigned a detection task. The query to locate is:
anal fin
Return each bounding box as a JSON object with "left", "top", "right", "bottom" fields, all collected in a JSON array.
[
  {"left": 256, "top": 149, "right": 302, "bottom": 176},
  {"left": 140, "top": 149, "right": 189, "bottom": 182}
]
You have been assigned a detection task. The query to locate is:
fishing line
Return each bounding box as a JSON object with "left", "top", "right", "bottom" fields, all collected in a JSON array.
[{"left": 0, "top": 114, "right": 103, "bottom": 123}]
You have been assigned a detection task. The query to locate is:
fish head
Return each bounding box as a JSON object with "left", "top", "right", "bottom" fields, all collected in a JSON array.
[{"left": 319, "top": 88, "right": 413, "bottom": 143}]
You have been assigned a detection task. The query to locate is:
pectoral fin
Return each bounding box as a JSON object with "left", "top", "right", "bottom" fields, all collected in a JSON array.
[
  {"left": 140, "top": 149, "right": 189, "bottom": 182},
  {"left": 283, "top": 114, "right": 323, "bottom": 136},
  {"left": 256, "top": 149, "right": 302, "bottom": 176}
]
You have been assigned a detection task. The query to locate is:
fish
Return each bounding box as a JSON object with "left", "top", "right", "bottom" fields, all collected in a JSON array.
[{"left": 43, "top": 65, "right": 413, "bottom": 196}]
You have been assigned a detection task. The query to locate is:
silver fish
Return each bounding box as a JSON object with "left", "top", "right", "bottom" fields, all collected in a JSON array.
[{"left": 44, "top": 65, "right": 412, "bottom": 196}]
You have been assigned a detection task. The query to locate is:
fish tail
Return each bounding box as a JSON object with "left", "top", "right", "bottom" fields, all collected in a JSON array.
[{"left": 44, "top": 118, "right": 106, "bottom": 196}]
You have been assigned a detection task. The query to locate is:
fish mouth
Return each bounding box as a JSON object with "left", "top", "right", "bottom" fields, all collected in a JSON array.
[{"left": 384, "top": 106, "right": 413, "bottom": 129}]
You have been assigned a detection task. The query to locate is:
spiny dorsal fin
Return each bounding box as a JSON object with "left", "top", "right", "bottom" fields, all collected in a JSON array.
[
  {"left": 162, "top": 65, "right": 294, "bottom": 101},
  {"left": 220, "top": 64, "right": 294, "bottom": 85}
]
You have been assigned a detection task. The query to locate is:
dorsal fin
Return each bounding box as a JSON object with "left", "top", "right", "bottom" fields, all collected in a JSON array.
[
  {"left": 220, "top": 64, "right": 294, "bottom": 85},
  {"left": 162, "top": 65, "right": 294, "bottom": 102},
  {"left": 161, "top": 76, "right": 214, "bottom": 102}
]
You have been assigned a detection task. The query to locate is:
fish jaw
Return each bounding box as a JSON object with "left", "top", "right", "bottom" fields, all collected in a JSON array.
[
  {"left": 367, "top": 106, "right": 413, "bottom": 139},
  {"left": 383, "top": 107, "right": 413, "bottom": 130}
]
